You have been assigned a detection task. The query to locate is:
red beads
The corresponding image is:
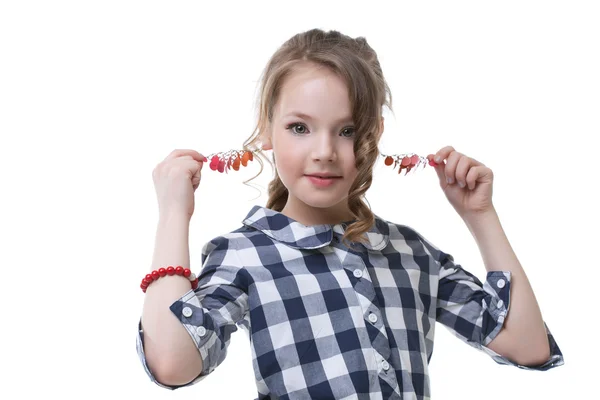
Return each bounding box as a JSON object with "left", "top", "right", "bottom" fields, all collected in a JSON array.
[
  {"left": 381, "top": 153, "right": 439, "bottom": 176},
  {"left": 208, "top": 150, "right": 255, "bottom": 174},
  {"left": 205, "top": 148, "right": 442, "bottom": 177},
  {"left": 140, "top": 266, "right": 199, "bottom": 293}
]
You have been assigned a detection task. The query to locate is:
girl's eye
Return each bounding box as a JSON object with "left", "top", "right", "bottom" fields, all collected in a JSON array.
[
  {"left": 341, "top": 127, "right": 355, "bottom": 138},
  {"left": 286, "top": 123, "right": 356, "bottom": 138},
  {"left": 286, "top": 123, "right": 307, "bottom": 135}
]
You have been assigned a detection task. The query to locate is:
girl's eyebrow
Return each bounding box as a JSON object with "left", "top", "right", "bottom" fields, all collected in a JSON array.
[{"left": 283, "top": 111, "right": 353, "bottom": 124}]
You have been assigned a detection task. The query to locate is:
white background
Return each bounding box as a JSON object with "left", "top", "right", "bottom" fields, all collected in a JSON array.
[{"left": 1, "top": 1, "right": 598, "bottom": 398}]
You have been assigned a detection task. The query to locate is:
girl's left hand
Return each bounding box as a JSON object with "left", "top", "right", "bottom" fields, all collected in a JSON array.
[{"left": 427, "top": 146, "right": 495, "bottom": 218}]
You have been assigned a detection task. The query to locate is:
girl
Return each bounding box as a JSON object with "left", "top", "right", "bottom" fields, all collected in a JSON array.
[{"left": 136, "top": 29, "right": 563, "bottom": 399}]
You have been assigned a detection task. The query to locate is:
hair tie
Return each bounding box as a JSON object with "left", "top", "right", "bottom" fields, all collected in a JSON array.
[{"left": 205, "top": 148, "right": 439, "bottom": 175}]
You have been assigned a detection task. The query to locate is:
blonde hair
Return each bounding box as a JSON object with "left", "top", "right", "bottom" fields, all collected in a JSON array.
[{"left": 242, "top": 28, "right": 393, "bottom": 248}]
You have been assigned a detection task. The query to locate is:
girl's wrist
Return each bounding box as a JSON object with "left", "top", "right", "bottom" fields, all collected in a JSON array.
[{"left": 158, "top": 210, "right": 191, "bottom": 226}]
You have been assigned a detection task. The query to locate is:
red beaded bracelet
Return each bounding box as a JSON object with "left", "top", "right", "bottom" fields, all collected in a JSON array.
[{"left": 141, "top": 266, "right": 199, "bottom": 293}]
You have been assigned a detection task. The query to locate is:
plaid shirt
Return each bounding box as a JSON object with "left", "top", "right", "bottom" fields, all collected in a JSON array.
[{"left": 137, "top": 205, "right": 563, "bottom": 399}]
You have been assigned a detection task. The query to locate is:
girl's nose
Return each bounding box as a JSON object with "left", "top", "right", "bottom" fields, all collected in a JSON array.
[{"left": 311, "top": 133, "right": 338, "bottom": 162}]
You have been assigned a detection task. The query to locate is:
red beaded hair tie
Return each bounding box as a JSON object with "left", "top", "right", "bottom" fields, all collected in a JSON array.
[
  {"left": 141, "top": 266, "right": 199, "bottom": 293},
  {"left": 205, "top": 149, "right": 439, "bottom": 175},
  {"left": 206, "top": 150, "right": 254, "bottom": 173},
  {"left": 381, "top": 152, "right": 440, "bottom": 175}
]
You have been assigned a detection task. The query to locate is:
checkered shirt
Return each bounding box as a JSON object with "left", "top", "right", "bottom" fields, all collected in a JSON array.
[{"left": 137, "top": 205, "right": 563, "bottom": 399}]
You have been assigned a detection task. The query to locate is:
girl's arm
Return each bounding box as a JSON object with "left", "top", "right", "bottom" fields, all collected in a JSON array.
[
  {"left": 463, "top": 208, "right": 550, "bottom": 366},
  {"left": 140, "top": 212, "right": 203, "bottom": 386}
]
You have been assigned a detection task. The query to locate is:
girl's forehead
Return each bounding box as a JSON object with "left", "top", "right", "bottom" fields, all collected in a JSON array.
[
  {"left": 275, "top": 69, "right": 351, "bottom": 120},
  {"left": 282, "top": 63, "right": 342, "bottom": 90}
]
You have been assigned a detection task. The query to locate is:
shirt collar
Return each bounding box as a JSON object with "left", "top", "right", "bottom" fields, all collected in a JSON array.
[{"left": 241, "top": 205, "right": 389, "bottom": 251}]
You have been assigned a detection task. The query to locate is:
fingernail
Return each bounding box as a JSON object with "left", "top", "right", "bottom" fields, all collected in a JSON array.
[
  {"left": 447, "top": 177, "right": 453, "bottom": 184},
  {"left": 458, "top": 181, "right": 465, "bottom": 188},
  {"left": 435, "top": 156, "right": 441, "bottom": 163}
]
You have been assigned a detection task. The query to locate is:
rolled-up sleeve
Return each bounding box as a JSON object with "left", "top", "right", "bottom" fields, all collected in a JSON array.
[
  {"left": 136, "top": 235, "right": 250, "bottom": 389},
  {"left": 435, "top": 250, "right": 564, "bottom": 371}
]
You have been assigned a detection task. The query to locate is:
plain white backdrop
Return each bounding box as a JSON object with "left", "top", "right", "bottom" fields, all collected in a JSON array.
[{"left": 1, "top": 1, "right": 598, "bottom": 398}]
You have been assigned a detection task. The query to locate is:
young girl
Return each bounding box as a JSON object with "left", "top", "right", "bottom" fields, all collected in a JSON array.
[{"left": 136, "top": 28, "right": 563, "bottom": 399}]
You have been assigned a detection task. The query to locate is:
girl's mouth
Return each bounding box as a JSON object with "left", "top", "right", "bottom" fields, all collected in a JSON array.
[{"left": 306, "top": 175, "right": 341, "bottom": 187}]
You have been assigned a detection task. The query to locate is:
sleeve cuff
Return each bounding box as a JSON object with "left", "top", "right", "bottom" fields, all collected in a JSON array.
[{"left": 480, "top": 271, "right": 511, "bottom": 345}]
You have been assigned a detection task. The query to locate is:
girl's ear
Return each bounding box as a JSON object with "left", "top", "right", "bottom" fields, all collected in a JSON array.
[
  {"left": 260, "top": 134, "right": 273, "bottom": 151},
  {"left": 376, "top": 117, "right": 385, "bottom": 141}
]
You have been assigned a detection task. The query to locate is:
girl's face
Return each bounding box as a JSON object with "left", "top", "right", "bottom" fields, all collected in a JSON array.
[{"left": 262, "top": 62, "right": 359, "bottom": 226}]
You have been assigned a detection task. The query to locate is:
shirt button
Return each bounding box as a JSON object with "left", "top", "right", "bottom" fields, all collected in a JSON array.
[
  {"left": 368, "top": 313, "right": 378, "bottom": 323},
  {"left": 197, "top": 326, "right": 207, "bottom": 337},
  {"left": 382, "top": 361, "right": 390, "bottom": 371},
  {"left": 497, "top": 279, "right": 506, "bottom": 288},
  {"left": 497, "top": 299, "right": 504, "bottom": 308},
  {"left": 182, "top": 307, "right": 193, "bottom": 318},
  {"left": 353, "top": 269, "right": 363, "bottom": 278}
]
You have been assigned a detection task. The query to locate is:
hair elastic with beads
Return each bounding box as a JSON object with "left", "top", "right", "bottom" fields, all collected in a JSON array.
[{"left": 204, "top": 149, "right": 439, "bottom": 175}]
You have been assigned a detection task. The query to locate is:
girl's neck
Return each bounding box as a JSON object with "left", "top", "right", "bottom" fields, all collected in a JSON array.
[{"left": 280, "top": 201, "right": 355, "bottom": 227}]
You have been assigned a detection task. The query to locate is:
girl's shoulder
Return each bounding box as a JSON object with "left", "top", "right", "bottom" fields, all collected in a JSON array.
[
  {"left": 375, "top": 213, "right": 425, "bottom": 242},
  {"left": 375, "top": 214, "right": 446, "bottom": 258}
]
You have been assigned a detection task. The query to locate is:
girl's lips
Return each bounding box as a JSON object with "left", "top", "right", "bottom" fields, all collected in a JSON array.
[
  {"left": 305, "top": 173, "right": 342, "bottom": 178},
  {"left": 306, "top": 175, "right": 341, "bottom": 187}
]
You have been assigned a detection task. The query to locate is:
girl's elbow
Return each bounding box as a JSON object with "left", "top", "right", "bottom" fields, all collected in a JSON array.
[
  {"left": 154, "top": 359, "right": 203, "bottom": 387},
  {"left": 515, "top": 344, "right": 551, "bottom": 367}
]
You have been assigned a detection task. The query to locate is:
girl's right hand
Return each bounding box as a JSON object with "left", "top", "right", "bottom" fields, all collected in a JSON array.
[{"left": 152, "top": 149, "right": 208, "bottom": 219}]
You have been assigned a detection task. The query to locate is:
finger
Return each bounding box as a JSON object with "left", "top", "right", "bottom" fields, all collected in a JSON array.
[
  {"left": 161, "top": 158, "right": 204, "bottom": 180},
  {"left": 466, "top": 166, "right": 492, "bottom": 190},
  {"left": 432, "top": 158, "right": 447, "bottom": 184},
  {"left": 466, "top": 167, "right": 480, "bottom": 190},
  {"left": 433, "top": 145, "right": 455, "bottom": 164},
  {"left": 191, "top": 170, "right": 202, "bottom": 190},
  {"left": 455, "top": 156, "right": 472, "bottom": 187},
  {"left": 178, "top": 158, "right": 205, "bottom": 175},
  {"left": 164, "top": 149, "right": 208, "bottom": 163},
  {"left": 427, "top": 154, "right": 441, "bottom": 166},
  {"left": 443, "top": 151, "right": 462, "bottom": 184},
  {"left": 187, "top": 159, "right": 204, "bottom": 192}
]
